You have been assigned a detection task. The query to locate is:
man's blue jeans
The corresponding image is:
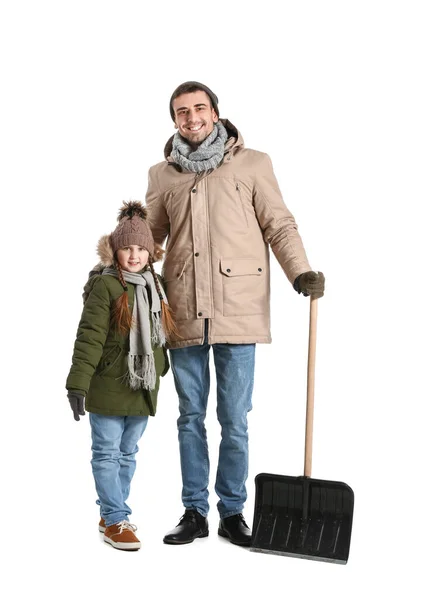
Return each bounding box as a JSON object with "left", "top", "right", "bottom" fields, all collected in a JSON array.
[
  {"left": 89, "top": 413, "right": 148, "bottom": 527},
  {"left": 169, "top": 329, "right": 255, "bottom": 518}
]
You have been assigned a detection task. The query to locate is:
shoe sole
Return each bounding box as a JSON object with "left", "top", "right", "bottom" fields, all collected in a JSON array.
[
  {"left": 163, "top": 531, "right": 209, "bottom": 545},
  {"left": 99, "top": 525, "right": 106, "bottom": 533},
  {"left": 103, "top": 535, "right": 141, "bottom": 551},
  {"left": 218, "top": 529, "right": 251, "bottom": 547}
]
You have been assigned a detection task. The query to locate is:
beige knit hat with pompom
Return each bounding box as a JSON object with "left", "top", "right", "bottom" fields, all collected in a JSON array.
[{"left": 110, "top": 200, "right": 155, "bottom": 257}]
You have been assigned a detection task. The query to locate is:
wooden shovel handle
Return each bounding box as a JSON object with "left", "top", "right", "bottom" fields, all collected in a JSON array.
[{"left": 304, "top": 297, "right": 318, "bottom": 477}]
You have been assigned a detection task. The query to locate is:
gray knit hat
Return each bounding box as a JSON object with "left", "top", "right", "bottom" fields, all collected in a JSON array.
[
  {"left": 169, "top": 81, "right": 219, "bottom": 121},
  {"left": 110, "top": 200, "right": 155, "bottom": 257}
]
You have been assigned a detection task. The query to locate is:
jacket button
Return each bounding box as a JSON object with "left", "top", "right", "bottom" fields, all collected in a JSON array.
[
  {"left": 198, "top": 312, "right": 203, "bottom": 317},
  {"left": 192, "top": 188, "right": 197, "bottom": 193},
  {"left": 258, "top": 268, "right": 262, "bottom": 272},
  {"left": 226, "top": 268, "right": 231, "bottom": 273},
  {"left": 195, "top": 252, "right": 199, "bottom": 257}
]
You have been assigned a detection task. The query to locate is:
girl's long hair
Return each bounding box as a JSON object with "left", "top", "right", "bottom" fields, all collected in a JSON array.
[{"left": 147, "top": 258, "right": 179, "bottom": 339}]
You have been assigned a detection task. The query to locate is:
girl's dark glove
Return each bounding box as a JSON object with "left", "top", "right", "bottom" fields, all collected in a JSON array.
[
  {"left": 294, "top": 271, "right": 325, "bottom": 299},
  {"left": 67, "top": 391, "right": 86, "bottom": 421}
]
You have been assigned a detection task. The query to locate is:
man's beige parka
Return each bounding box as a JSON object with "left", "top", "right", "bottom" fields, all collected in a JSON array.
[{"left": 146, "top": 120, "right": 311, "bottom": 348}]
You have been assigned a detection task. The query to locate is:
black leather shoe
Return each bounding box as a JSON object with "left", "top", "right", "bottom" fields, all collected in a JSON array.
[
  {"left": 218, "top": 513, "right": 252, "bottom": 546},
  {"left": 163, "top": 509, "right": 209, "bottom": 545}
]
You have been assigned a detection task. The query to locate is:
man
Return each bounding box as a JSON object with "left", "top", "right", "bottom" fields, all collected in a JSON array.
[{"left": 145, "top": 81, "right": 325, "bottom": 546}]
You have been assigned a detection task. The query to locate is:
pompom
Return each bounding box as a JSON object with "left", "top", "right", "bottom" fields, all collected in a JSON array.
[{"left": 117, "top": 200, "right": 148, "bottom": 222}]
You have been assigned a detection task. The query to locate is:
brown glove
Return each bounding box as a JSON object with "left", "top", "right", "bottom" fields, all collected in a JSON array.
[{"left": 294, "top": 271, "right": 325, "bottom": 299}]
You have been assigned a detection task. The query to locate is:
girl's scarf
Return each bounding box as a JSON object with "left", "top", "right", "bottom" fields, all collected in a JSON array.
[
  {"left": 171, "top": 121, "right": 228, "bottom": 173},
  {"left": 103, "top": 268, "right": 166, "bottom": 391}
]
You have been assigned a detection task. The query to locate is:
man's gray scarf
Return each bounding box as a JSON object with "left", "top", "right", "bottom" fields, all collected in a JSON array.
[
  {"left": 171, "top": 121, "right": 228, "bottom": 173},
  {"left": 103, "top": 268, "right": 166, "bottom": 391}
]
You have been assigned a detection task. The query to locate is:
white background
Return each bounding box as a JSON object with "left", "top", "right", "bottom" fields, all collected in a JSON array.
[{"left": 1, "top": 1, "right": 428, "bottom": 598}]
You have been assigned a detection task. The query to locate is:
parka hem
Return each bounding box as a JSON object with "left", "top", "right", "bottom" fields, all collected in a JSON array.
[
  {"left": 86, "top": 406, "right": 155, "bottom": 417},
  {"left": 168, "top": 335, "right": 272, "bottom": 349}
]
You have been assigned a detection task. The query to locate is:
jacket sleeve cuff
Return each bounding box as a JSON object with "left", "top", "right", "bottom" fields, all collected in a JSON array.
[{"left": 67, "top": 389, "right": 86, "bottom": 397}]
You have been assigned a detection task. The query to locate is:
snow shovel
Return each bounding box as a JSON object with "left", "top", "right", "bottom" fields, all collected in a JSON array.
[{"left": 250, "top": 298, "right": 354, "bottom": 564}]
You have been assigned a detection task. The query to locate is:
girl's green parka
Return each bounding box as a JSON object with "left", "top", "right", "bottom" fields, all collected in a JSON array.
[{"left": 66, "top": 262, "right": 169, "bottom": 418}]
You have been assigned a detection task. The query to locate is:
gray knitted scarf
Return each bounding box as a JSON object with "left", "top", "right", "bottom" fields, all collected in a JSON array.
[
  {"left": 103, "top": 267, "right": 166, "bottom": 391},
  {"left": 171, "top": 121, "right": 228, "bottom": 173}
]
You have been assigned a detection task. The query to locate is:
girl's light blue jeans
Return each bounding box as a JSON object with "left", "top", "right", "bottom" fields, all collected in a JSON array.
[{"left": 89, "top": 413, "right": 148, "bottom": 527}]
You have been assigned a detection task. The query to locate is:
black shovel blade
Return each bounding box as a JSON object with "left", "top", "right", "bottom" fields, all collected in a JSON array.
[{"left": 250, "top": 473, "right": 354, "bottom": 564}]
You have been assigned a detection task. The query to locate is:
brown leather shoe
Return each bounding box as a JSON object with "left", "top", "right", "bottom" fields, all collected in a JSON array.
[
  {"left": 103, "top": 521, "right": 141, "bottom": 551},
  {"left": 99, "top": 518, "right": 106, "bottom": 533}
]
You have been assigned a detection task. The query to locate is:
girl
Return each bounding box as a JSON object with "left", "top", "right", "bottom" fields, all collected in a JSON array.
[{"left": 66, "top": 201, "right": 175, "bottom": 551}]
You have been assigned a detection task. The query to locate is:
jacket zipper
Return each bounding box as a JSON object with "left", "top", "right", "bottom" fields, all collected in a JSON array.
[
  {"left": 192, "top": 172, "right": 214, "bottom": 343},
  {"left": 204, "top": 176, "right": 214, "bottom": 322},
  {"left": 236, "top": 182, "right": 249, "bottom": 227}
]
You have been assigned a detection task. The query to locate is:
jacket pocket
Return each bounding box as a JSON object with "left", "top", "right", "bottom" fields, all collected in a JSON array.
[
  {"left": 220, "top": 257, "right": 265, "bottom": 317},
  {"left": 162, "top": 261, "right": 189, "bottom": 321},
  {"left": 96, "top": 345, "right": 124, "bottom": 376}
]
